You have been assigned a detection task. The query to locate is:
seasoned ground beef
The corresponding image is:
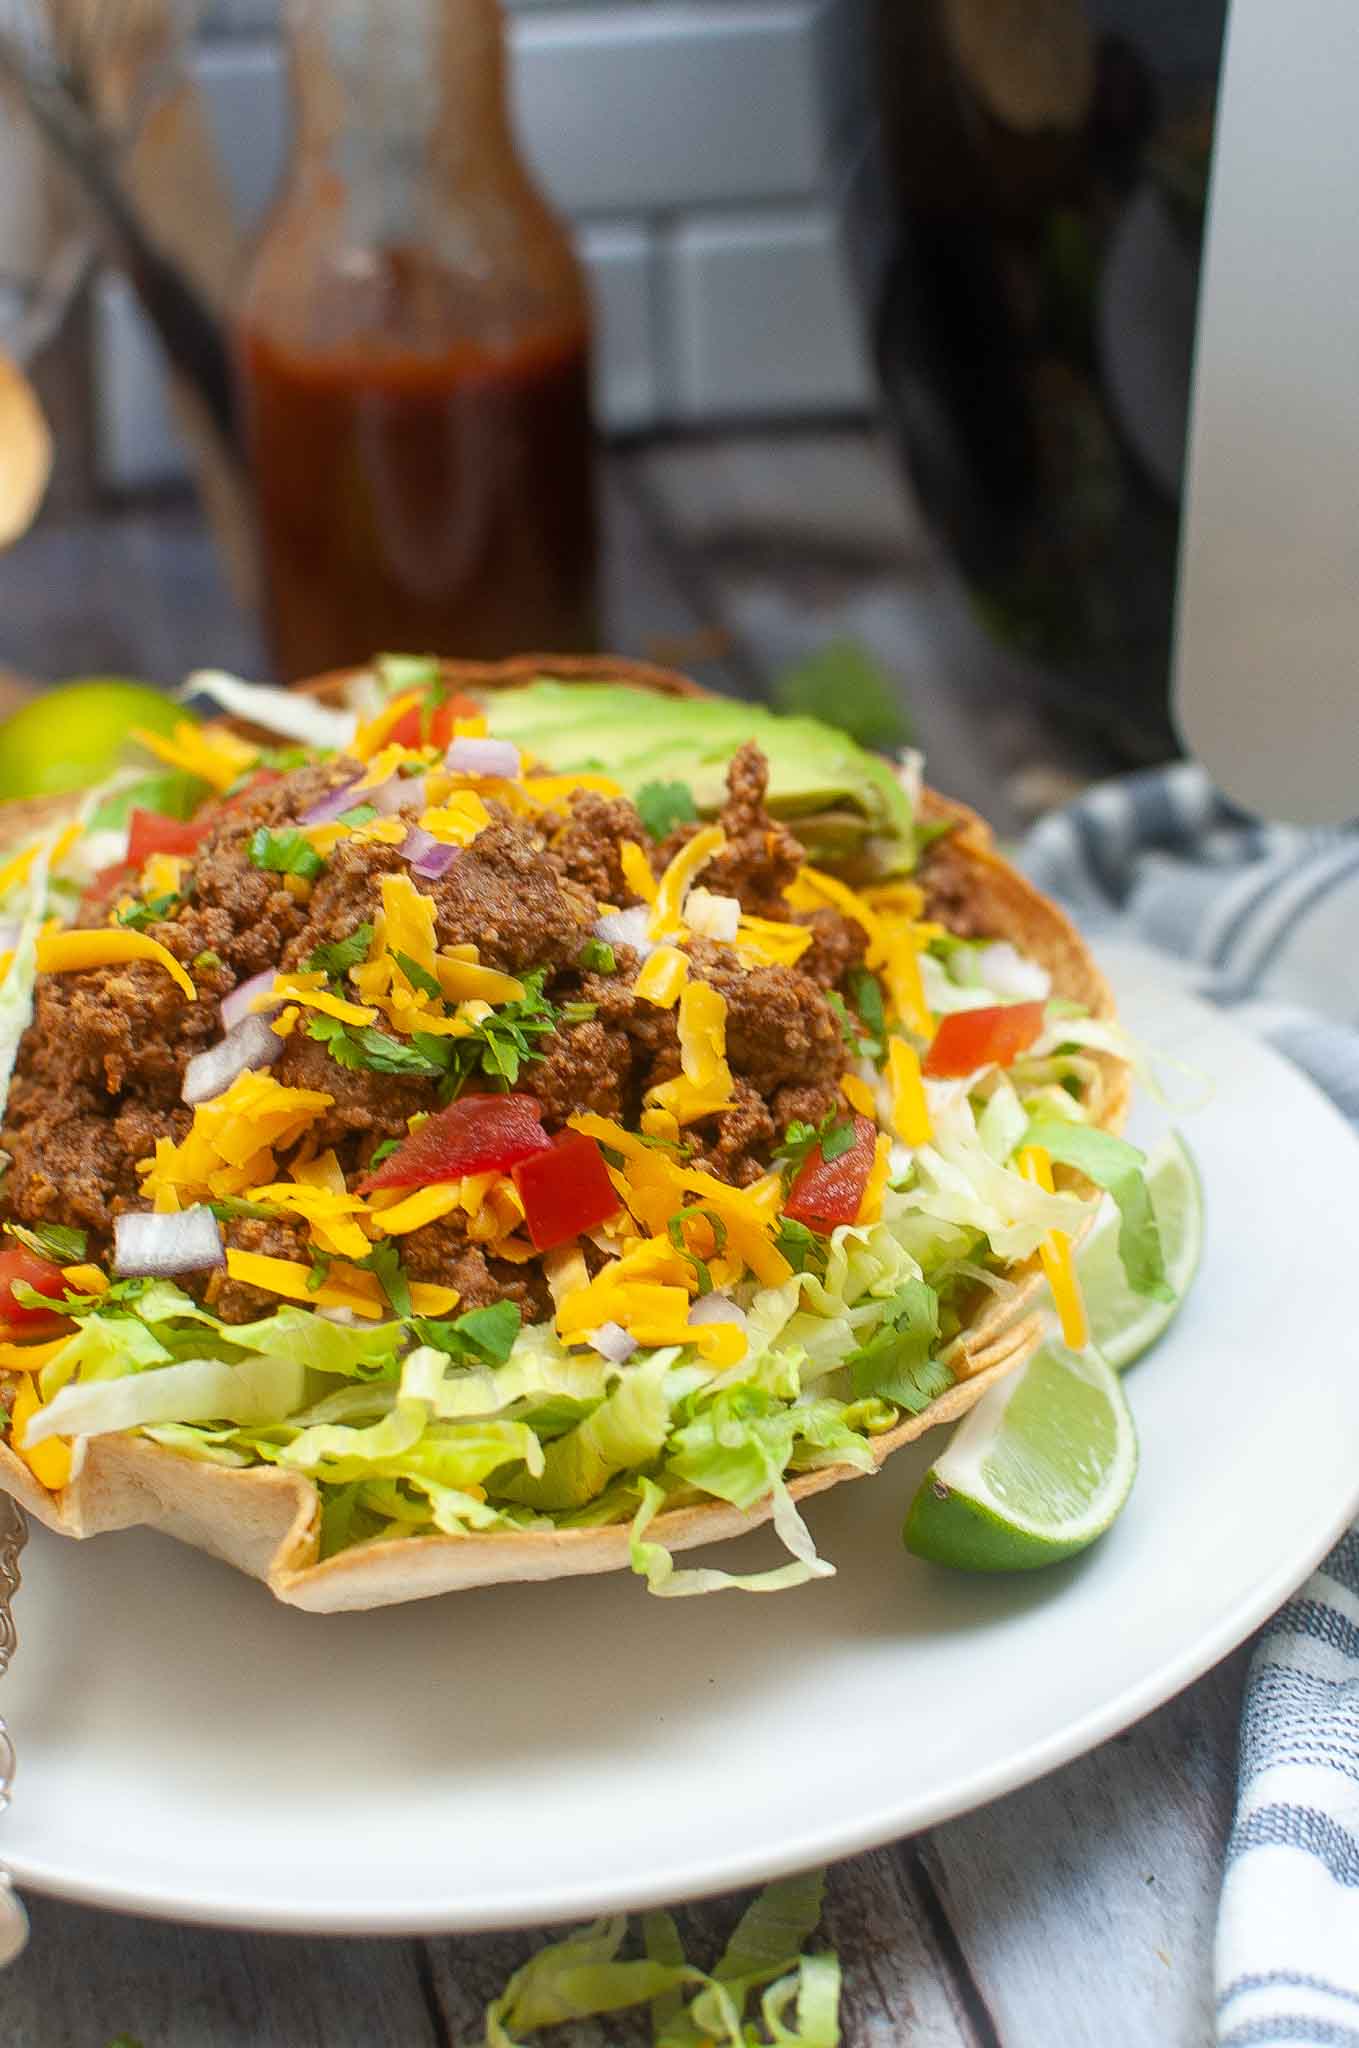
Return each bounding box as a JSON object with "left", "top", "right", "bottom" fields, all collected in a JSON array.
[
  {"left": 0, "top": 737, "right": 952, "bottom": 1322},
  {"left": 794, "top": 906, "right": 867, "bottom": 991},
  {"left": 271, "top": 1033, "right": 431, "bottom": 1157},
  {"left": 400, "top": 1219, "right": 552, "bottom": 1322},
  {"left": 527, "top": 1017, "right": 634, "bottom": 1124},
  {"left": 549, "top": 792, "right": 649, "bottom": 906},
  {"left": 918, "top": 828, "right": 987, "bottom": 940},
  {"left": 659, "top": 742, "right": 803, "bottom": 915}
]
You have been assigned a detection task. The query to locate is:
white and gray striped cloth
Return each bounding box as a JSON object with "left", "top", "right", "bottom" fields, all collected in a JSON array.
[{"left": 1022, "top": 763, "right": 1359, "bottom": 2048}]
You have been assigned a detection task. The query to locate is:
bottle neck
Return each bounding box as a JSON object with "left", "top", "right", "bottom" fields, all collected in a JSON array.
[{"left": 284, "top": 0, "right": 516, "bottom": 238}]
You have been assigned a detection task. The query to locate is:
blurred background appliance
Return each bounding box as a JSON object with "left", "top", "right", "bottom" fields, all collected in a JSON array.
[{"left": 860, "top": 0, "right": 1227, "bottom": 759}]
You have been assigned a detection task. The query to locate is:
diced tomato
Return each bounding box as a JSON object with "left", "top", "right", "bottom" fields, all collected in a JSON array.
[
  {"left": 512, "top": 1131, "right": 621, "bottom": 1252},
  {"left": 783, "top": 1114, "right": 878, "bottom": 1232},
  {"left": 80, "top": 859, "right": 134, "bottom": 912},
  {"left": 126, "top": 808, "right": 209, "bottom": 866},
  {"left": 388, "top": 691, "right": 482, "bottom": 750},
  {"left": 921, "top": 1000, "right": 1046, "bottom": 1079},
  {"left": 0, "top": 1246, "right": 72, "bottom": 1337},
  {"left": 362, "top": 1092, "right": 550, "bottom": 1191}
]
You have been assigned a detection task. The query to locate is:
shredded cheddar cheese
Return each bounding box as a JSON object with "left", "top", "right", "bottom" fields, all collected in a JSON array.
[
  {"left": 37, "top": 928, "right": 196, "bottom": 1001},
  {"left": 352, "top": 689, "right": 423, "bottom": 761},
  {"left": 840, "top": 1071, "right": 876, "bottom": 1118},
  {"left": 649, "top": 824, "right": 726, "bottom": 940},
  {"left": 731, "top": 913, "right": 813, "bottom": 968},
  {"left": 11, "top": 1374, "right": 72, "bottom": 1489},
  {"left": 131, "top": 720, "right": 257, "bottom": 792},
  {"left": 887, "top": 1036, "right": 931, "bottom": 1146},
  {"left": 644, "top": 980, "right": 735, "bottom": 1125},
  {"left": 1018, "top": 1144, "right": 1090, "bottom": 1350},
  {"left": 619, "top": 840, "right": 657, "bottom": 905},
  {"left": 419, "top": 793, "right": 492, "bottom": 846},
  {"left": 634, "top": 945, "right": 689, "bottom": 1007}
]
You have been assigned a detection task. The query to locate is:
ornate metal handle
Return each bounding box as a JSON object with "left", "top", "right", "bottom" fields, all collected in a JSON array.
[{"left": 0, "top": 1493, "right": 30, "bottom": 1967}]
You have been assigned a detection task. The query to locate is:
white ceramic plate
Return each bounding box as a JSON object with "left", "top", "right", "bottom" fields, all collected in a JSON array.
[{"left": 6, "top": 942, "right": 1359, "bottom": 1933}]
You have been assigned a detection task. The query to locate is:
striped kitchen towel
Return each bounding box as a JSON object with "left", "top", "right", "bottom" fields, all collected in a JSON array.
[{"left": 1021, "top": 763, "right": 1359, "bottom": 2047}]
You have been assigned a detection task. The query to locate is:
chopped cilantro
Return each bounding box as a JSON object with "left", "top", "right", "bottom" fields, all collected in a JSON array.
[
  {"left": 336, "top": 803, "right": 378, "bottom": 828},
  {"left": 368, "top": 1137, "right": 401, "bottom": 1168},
  {"left": 248, "top": 827, "right": 325, "bottom": 881},
  {"left": 306, "top": 1251, "right": 332, "bottom": 1294},
  {"left": 577, "top": 938, "right": 616, "bottom": 974},
  {"left": 115, "top": 890, "right": 182, "bottom": 931},
  {"left": 411, "top": 1299, "right": 521, "bottom": 1363},
  {"left": 4, "top": 1218, "right": 88, "bottom": 1264},
  {"left": 667, "top": 1208, "right": 726, "bottom": 1296},
  {"left": 392, "top": 950, "right": 443, "bottom": 1000},
  {"left": 849, "top": 968, "right": 886, "bottom": 1043},
  {"left": 773, "top": 1216, "right": 827, "bottom": 1276},
  {"left": 635, "top": 779, "right": 698, "bottom": 839},
  {"left": 820, "top": 1118, "right": 857, "bottom": 1164},
  {"left": 844, "top": 1280, "right": 947, "bottom": 1412},
  {"left": 306, "top": 1012, "right": 446, "bottom": 1077},
  {"left": 359, "top": 1241, "right": 411, "bottom": 1318},
  {"left": 208, "top": 1196, "right": 285, "bottom": 1224},
  {"left": 831, "top": 984, "right": 883, "bottom": 1065},
  {"left": 438, "top": 968, "right": 559, "bottom": 1097},
  {"left": 557, "top": 1000, "right": 598, "bottom": 1025},
  {"left": 305, "top": 924, "right": 374, "bottom": 978},
  {"left": 775, "top": 1110, "right": 856, "bottom": 1181}
]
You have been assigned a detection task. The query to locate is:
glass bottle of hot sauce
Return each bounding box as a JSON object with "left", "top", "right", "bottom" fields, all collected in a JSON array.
[{"left": 235, "top": 0, "right": 598, "bottom": 679}]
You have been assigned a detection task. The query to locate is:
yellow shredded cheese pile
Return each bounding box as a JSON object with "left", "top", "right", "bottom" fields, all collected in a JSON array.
[
  {"left": 1017, "top": 1144, "right": 1089, "bottom": 1350},
  {"left": 887, "top": 1036, "right": 931, "bottom": 1146},
  {"left": 140, "top": 1070, "right": 334, "bottom": 1206},
  {"left": 37, "top": 929, "right": 197, "bottom": 1002},
  {"left": 644, "top": 980, "right": 736, "bottom": 1125},
  {"left": 787, "top": 864, "right": 933, "bottom": 1040},
  {"left": 634, "top": 945, "right": 689, "bottom": 1007},
  {"left": 132, "top": 720, "right": 258, "bottom": 792}
]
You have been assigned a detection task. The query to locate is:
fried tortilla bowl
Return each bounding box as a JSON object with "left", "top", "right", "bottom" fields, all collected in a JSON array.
[{"left": 0, "top": 656, "right": 1127, "bottom": 1611}]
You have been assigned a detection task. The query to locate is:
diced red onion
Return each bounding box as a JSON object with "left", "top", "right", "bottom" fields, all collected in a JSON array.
[
  {"left": 368, "top": 770, "right": 426, "bottom": 816},
  {"left": 114, "top": 1206, "right": 225, "bottom": 1278},
  {"left": 401, "top": 826, "right": 458, "bottom": 880},
  {"left": 300, "top": 777, "right": 362, "bottom": 827},
  {"left": 220, "top": 968, "right": 276, "bottom": 1034},
  {"left": 182, "top": 1013, "right": 283, "bottom": 1106},
  {"left": 687, "top": 1294, "right": 747, "bottom": 1331},
  {"left": 594, "top": 905, "right": 653, "bottom": 960},
  {"left": 589, "top": 1321, "right": 637, "bottom": 1365},
  {"left": 445, "top": 737, "right": 520, "bottom": 779}
]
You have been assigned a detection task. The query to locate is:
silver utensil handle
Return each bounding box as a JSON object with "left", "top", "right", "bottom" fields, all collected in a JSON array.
[{"left": 0, "top": 1494, "right": 30, "bottom": 1968}]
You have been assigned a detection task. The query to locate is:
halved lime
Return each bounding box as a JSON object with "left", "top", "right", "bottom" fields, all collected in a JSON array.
[
  {"left": 903, "top": 1337, "right": 1137, "bottom": 1571},
  {"left": 1076, "top": 1131, "right": 1202, "bottom": 1370},
  {"left": 0, "top": 679, "right": 182, "bottom": 801}
]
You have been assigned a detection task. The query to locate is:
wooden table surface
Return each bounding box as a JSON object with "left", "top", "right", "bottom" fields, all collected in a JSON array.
[{"left": 0, "top": 431, "right": 1246, "bottom": 2048}]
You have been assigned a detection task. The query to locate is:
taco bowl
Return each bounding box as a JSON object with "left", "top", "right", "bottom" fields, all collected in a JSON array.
[{"left": 0, "top": 656, "right": 1132, "bottom": 1610}]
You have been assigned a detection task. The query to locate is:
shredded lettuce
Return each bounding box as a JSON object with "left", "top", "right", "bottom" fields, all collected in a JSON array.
[
  {"left": 24, "top": 1352, "right": 306, "bottom": 1445},
  {"left": 1022, "top": 1117, "right": 1170, "bottom": 1299},
  {"left": 478, "top": 1872, "right": 840, "bottom": 2047}
]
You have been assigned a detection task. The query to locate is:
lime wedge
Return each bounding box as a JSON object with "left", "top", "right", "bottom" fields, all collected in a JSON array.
[
  {"left": 0, "top": 679, "right": 181, "bottom": 801},
  {"left": 903, "top": 1337, "right": 1137, "bottom": 1571},
  {"left": 1076, "top": 1131, "right": 1202, "bottom": 1370}
]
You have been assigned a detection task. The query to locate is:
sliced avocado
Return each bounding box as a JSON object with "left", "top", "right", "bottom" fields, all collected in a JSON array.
[{"left": 482, "top": 680, "right": 916, "bottom": 876}]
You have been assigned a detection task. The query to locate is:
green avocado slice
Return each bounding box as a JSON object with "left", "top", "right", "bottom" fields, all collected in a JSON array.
[{"left": 481, "top": 680, "right": 917, "bottom": 877}]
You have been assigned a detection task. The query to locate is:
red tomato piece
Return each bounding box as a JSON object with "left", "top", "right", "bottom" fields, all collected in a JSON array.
[
  {"left": 80, "top": 859, "right": 135, "bottom": 913},
  {"left": 126, "top": 808, "right": 208, "bottom": 866},
  {"left": 783, "top": 1114, "right": 878, "bottom": 1232},
  {"left": 921, "top": 1000, "right": 1046, "bottom": 1079},
  {"left": 0, "top": 1246, "right": 73, "bottom": 1337},
  {"left": 512, "top": 1131, "right": 621, "bottom": 1252},
  {"left": 361, "top": 1092, "right": 549, "bottom": 1191},
  {"left": 388, "top": 692, "right": 482, "bottom": 749}
]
